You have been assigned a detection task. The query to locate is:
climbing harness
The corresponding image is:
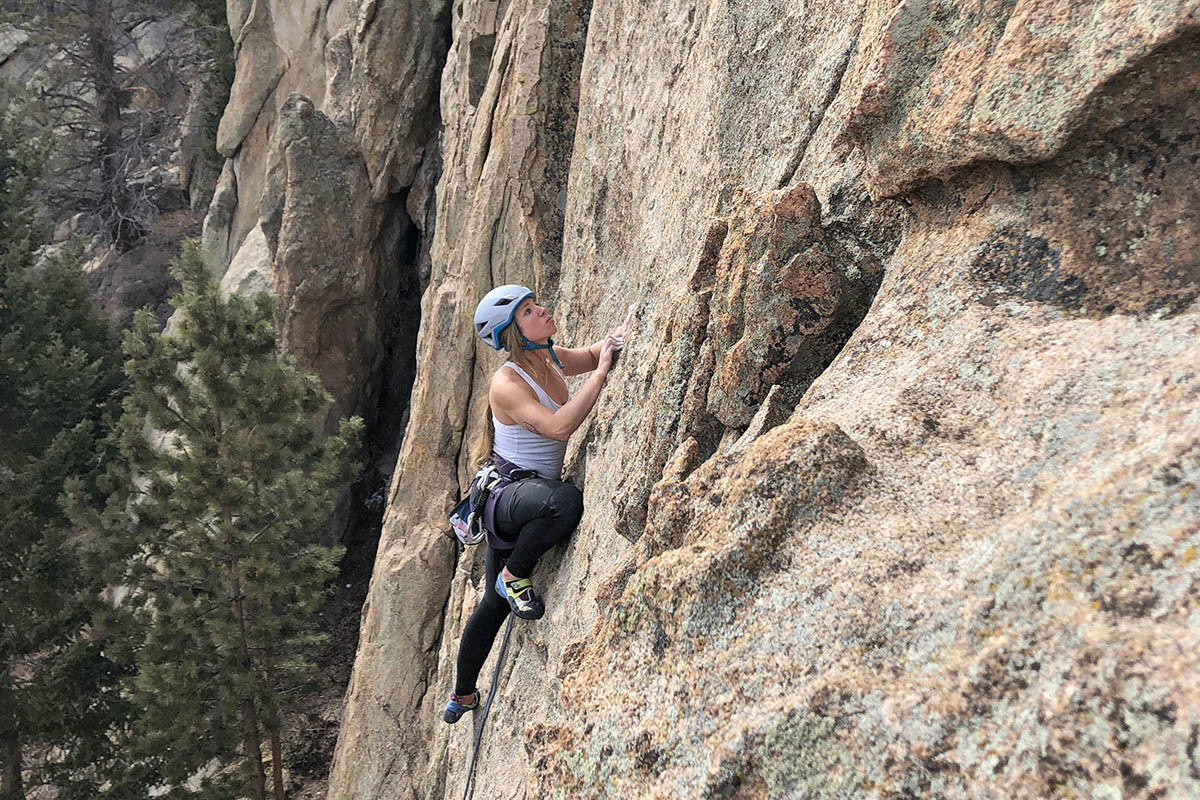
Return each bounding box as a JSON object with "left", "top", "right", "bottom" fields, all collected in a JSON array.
[
  {"left": 449, "top": 456, "right": 537, "bottom": 549},
  {"left": 450, "top": 463, "right": 502, "bottom": 546},
  {"left": 461, "top": 614, "right": 515, "bottom": 800}
]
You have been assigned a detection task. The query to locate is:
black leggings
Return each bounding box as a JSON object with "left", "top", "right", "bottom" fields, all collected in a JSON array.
[{"left": 453, "top": 479, "right": 583, "bottom": 696}]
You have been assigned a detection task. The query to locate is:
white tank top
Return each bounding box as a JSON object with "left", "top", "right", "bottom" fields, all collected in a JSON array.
[{"left": 492, "top": 362, "right": 569, "bottom": 479}]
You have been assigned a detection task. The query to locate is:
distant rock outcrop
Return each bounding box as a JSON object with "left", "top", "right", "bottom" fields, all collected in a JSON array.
[{"left": 205, "top": 0, "right": 1200, "bottom": 797}]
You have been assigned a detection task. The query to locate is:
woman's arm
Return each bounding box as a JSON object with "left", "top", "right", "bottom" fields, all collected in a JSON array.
[
  {"left": 555, "top": 342, "right": 601, "bottom": 377},
  {"left": 557, "top": 306, "right": 636, "bottom": 376},
  {"left": 557, "top": 327, "right": 629, "bottom": 376},
  {"left": 493, "top": 336, "right": 622, "bottom": 440}
]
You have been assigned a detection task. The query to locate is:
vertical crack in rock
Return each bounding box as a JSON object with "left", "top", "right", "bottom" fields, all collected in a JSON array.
[
  {"left": 776, "top": 8, "right": 866, "bottom": 190},
  {"left": 515, "top": 0, "right": 594, "bottom": 278},
  {"left": 348, "top": 0, "right": 454, "bottom": 198},
  {"left": 468, "top": 32, "right": 497, "bottom": 107},
  {"left": 346, "top": 188, "right": 424, "bottom": 565}
]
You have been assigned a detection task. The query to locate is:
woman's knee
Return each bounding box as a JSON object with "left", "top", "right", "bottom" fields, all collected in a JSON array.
[{"left": 548, "top": 482, "right": 584, "bottom": 527}]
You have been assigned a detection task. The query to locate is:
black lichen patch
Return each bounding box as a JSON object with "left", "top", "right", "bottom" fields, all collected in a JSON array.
[
  {"left": 651, "top": 619, "right": 671, "bottom": 657},
  {"left": 971, "top": 231, "right": 1087, "bottom": 310},
  {"left": 1188, "top": 724, "right": 1200, "bottom": 780},
  {"left": 633, "top": 731, "right": 663, "bottom": 773}
]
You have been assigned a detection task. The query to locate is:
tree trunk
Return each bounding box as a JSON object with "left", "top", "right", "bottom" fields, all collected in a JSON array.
[
  {"left": 230, "top": 572, "right": 268, "bottom": 800},
  {"left": 0, "top": 673, "right": 23, "bottom": 800},
  {"left": 1, "top": 730, "right": 22, "bottom": 800},
  {"left": 83, "top": 0, "right": 139, "bottom": 246},
  {"left": 270, "top": 729, "right": 285, "bottom": 800},
  {"left": 263, "top": 645, "right": 286, "bottom": 800}
]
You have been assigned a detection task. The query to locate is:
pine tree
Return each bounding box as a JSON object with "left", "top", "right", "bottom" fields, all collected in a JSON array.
[
  {"left": 0, "top": 96, "right": 138, "bottom": 800},
  {"left": 101, "top": 241, "right": 361, "bottom": 800}
]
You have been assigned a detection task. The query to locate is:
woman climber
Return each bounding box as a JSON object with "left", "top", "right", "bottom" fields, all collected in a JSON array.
[{"left": 443, "top": 284, "right": 625, "bottom": 724}]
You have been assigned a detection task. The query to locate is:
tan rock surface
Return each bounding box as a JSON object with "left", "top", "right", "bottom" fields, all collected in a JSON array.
[
  {"left": 844, "top": 0, "right": 1200, "bottom": 197},
  {"left": 218, "top": 223, "right": 272, "bottom": 298},
  {"left": 324, "top": 0, "right": 593, "bottom": 795},
  {"left": 202, "top": 0, "right": 451, "bottom": 442},
  {"left": 200, "top": 0, "right": 1200, "bottom": 797}
]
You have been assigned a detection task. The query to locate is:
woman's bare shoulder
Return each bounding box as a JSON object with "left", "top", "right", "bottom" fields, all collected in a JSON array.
[{"left": 490, "top": 363, "right": 530, "bottom": 399}]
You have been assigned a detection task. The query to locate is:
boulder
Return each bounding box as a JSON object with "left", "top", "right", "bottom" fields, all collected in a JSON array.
[
  {"left": 219, "top": 224, "right": 272, "bottom": 298},
  {"left": 216, "top": 0, "right": 284, "bottom": 156}
]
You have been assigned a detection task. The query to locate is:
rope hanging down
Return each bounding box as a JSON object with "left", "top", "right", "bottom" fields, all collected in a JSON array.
[{"left": 462, "top": 614, "right": 516, "bottom": 800}]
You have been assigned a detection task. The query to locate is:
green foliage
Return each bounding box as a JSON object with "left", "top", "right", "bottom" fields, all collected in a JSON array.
[
  {"left": 91, "top": 241, "right": 362, "bottom": 799},
  {"left": 0, "top": 97, "right": 139, "bottom": 800}
]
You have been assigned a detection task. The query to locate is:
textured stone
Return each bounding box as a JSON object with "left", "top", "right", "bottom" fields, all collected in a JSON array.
[
  {"left": 0, "top": 23, "right": 30, "bottom": 63},
  {"left": 343, "top": 0, "right": 452, "bottom": 197},
  {"left": 728, "top": 384, "right": 792, "bottom": 455},
  {"left": 259, "top": 93, "right": 386, "bottom": 429},
  {"left": 197, "top": 0, "right": 1200, "bottom": 796},
  {"left": 219, "top": 224, "right": 272, "bottom": 297},
  {"left": 200, "top": 161, "right": 238, "bottom": 269},
  {"left": 216, "top": 0, "right": 284, "bottom": 156},
  {"left": 703, "top": 182, "right": 884, "bottom": 429},
  {"left": 843, "top": 0, "right": 1200, "bottom": 197},
  {"left": 210, "top": 0, "right": 346, "bottom": 264}
]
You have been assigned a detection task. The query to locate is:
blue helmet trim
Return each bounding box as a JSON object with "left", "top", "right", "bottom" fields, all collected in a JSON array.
[{"left": 491, "top": 289, "right": 535, "bottom": 350}]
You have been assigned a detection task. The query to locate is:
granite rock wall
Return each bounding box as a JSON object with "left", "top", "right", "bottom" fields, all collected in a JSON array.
[{"left": 206, "top": 0, "right": 1200, "bottom": 797}]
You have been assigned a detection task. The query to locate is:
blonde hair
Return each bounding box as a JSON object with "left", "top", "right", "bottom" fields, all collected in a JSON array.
[{"left": 469, "top": 321, "right": 543, "bottom": 469}]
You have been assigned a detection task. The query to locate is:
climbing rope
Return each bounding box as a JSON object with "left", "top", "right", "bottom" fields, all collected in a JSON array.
[{"left": 462, "top": 614, "right": 516, "bottom": 800}]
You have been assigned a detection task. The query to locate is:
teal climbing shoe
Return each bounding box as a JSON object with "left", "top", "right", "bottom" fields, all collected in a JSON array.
[
  {"left": 495, "top": 574, "right": 545, "bottom": 620},
  {"left": 443, "top": 691, "right": 480, "bottom": 724}
]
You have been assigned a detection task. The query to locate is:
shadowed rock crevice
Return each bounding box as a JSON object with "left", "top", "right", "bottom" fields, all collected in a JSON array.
[
  {"left": 361, "top": 189, "right": 423, "bottom": 507},
  {"left": 467, "top": 32, "right": 497, "bottom": 107},
  {"left": 516, "top": 0, "right": 594, "bottom": 277}
]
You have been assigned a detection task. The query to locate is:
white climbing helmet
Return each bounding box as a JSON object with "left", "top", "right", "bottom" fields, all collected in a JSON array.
[{"left": 474, "top": 284, "right": 535, "bottom": 351}]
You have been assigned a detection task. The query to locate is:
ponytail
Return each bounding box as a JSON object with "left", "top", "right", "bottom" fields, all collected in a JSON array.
[
  {"left": 469, "top": 407, "right": 494, "bottom": 471},
  {"left": 469, "top": 323, "right": 538, "bottom": 470}
]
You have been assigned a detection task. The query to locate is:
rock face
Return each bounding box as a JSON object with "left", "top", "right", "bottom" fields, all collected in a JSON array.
[
  {"left": 208, "top": 0, "right": 1200, "bottom": 797},
  {"left": 206, "top": 0, "right": 449, "bottom": 445},
  {"left": 259, "top": 93, "right": 389, "bottom": 429}
]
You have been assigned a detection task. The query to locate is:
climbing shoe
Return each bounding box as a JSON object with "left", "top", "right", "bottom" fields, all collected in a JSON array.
[
  {"left": 442, "top": 691, "right": 480, "bottom": 724},
  {"left": 495, "top": 573, "right": 545, "bottom": 620}
]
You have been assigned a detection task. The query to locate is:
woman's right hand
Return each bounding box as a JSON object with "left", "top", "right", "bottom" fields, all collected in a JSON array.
[{"left": 596, "top": 334, "right": 625, "bottom": 375}]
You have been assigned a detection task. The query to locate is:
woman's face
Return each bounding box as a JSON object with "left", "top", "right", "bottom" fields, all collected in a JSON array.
[{"left": 513, "top": 297, "right": 557, "bottom": 343}]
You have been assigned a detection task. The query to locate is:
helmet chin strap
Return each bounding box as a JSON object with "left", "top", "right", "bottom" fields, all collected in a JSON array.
[{"left": 517, "top": 330, "right": 564, "bottom": 370}]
